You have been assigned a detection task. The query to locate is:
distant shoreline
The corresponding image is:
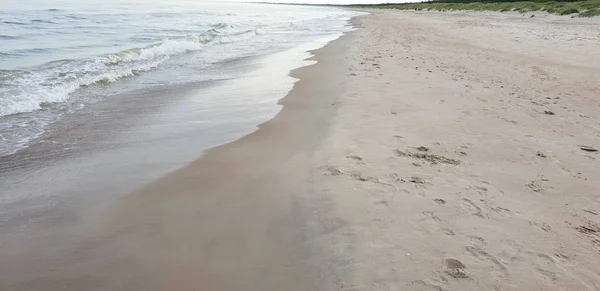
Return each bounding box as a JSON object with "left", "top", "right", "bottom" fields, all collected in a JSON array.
[
  {"left": 248, "top": 0, "right": 600, "bottom": 18},
  {"left": 345, "top": 0, "right": 600, "bottom": 17}
]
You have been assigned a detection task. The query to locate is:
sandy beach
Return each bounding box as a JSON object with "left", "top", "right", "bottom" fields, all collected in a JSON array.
[
  {"left": 317, "top": 10, "right": 600, "bottom": 291},
  {"left": 3, "top": 9, "right": 600, "bottom": 291}
]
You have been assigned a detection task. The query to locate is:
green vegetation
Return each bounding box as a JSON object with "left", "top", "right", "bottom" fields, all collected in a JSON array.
[
  {"left": 578, "top": 7, "right": 600, "bottom": 15},
  {"left": 347, "top": 0, "right": 600, "bottom": 17}
]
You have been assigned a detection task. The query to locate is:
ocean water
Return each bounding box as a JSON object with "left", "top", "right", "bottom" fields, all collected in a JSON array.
[{"left": 0, "top": 0, "right": 357, "bottom": 156}]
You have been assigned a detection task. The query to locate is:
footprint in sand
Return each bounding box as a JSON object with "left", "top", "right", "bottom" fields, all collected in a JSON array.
[
  {"left": 386, "top": 173, "right": 406, "bottom": 184},
  {"left": 529, "top": 221, "right": 552, "bottom": 232},
  {"left": 432, "top": 198, "right": 446, "bottom": 205},
  {"left": 410, "top": 176, "right": 429, "bottom": 184},
  {"left": 406, "top": 280, "right": 447, "bottom": 291},
  {"left": 396, "top": 149, "right": 461, "bottom": 166},
  {"left": 474, "top": 186, "right": 488, "bottom": 195},
  {"left": 575, "top": 221, "right": 600, "bottom": 253},
  {"left": 346, "top": 155, "right": 363, "bottom": 161},
  {"left": 324, "top": 165, "right": 377, "bottom": 182},
  {"left": 422, "top": 211, "right": 442, "bottom": 222},
  {"left": 347, "top": 170, "right": 377, "bottom": 182},
  {"left": 461, "top": 198, "right": 484, "bottom": 218},
  {"left": 420, "top": 211, "right": 455, "bottom": 236},
  {"left": 478, "top": 199, "right": 512, "bottom": 217},
  {"left": 498, "top": 241, "right": 596, "bottom": 286},
  {"left": 469, "top": 235, "right": 487, "bottom": 246},
  {"left": 465, "top": 245, "right": 509, "bottom": 280},
  {"left": 491, "top": 205, "right": 512, "bottom": 216},
  {"left": 325, "top": 166, "right": 345, "bottom": 176},
  {"left": 526, "top": 180, "right": 544, "bottom": 193},
  {"left": 444, "top": 258, "right": 468, "bottom": 279}
]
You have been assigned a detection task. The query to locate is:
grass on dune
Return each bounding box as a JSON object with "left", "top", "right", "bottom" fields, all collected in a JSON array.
[
  {"left": 577, "top": 7, "right": 600, "bottom": 15},
  {"left": 348, "top": 0, "right": 600, "bottom": 17}
]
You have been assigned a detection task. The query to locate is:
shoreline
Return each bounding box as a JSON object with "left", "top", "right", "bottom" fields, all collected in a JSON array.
[
  {"left": 88, "top": 23, "right": 359, "bottom": 291},
  {"left": 0, "top": 19, "right": 360, "bottom": 291},
  {"left": 0, "top": 26, "right": 351, "bottom": 250}
]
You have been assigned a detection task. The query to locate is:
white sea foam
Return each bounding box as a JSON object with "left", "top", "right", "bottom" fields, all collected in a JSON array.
[
  {"left": 0, "top": 2, "right": 359, "bottom": 156},
  {"left": 0, "top": 27, "right": 258, "bottom": 117}
]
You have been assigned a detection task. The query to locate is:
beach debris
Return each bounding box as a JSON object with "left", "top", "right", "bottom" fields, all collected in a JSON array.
[
  {"left": 582, "top": 208, "right": 598, "bottom": 215},
  {"left": 536, "top": 151, "right": 548, "bottom": 158},
  {"left": 579, "top": 145, "right": 598, "bottom": 152},
  {"left": 444, "top": 258, "right": 468, "bottom": 278},
  {"left": 544, "top": 110, "right": 555, "bottom": 115},
  {"left": 391, "top": 111, "right": 397, "bottom": 115},
  {"left": 346, "top": 155, "right": 363, "bottom": 161},
  {"left": 350, "top": 73, "right": 357, "bottom": 76},
  {"left": 396, "top": 149, "right": 460, "bottom": 165},
  {"left": 433, "top": 198, "right": 446, "bottom": 205},
  {"left": 411, "top": 162, "right": 422, "bottom": 167}
]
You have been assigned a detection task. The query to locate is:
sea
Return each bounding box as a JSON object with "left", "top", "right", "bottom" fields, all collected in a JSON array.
[
  {"left": 0, "top": 0, "right": 360, "bottom": 235},
  {"left": 0, "top": 0, "right": 358, "bottom": 157}
]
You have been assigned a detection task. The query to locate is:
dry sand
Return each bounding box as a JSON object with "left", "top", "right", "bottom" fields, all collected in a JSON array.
[
  {"left": 317, "top": 10, "right": 600, "bottom": 291},
  {"left": 4, "top": 9, "right": 600, "bottom": 291}
]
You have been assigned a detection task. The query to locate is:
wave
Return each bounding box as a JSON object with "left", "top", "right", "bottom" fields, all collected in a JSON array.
[
  {"left": 0, "top": 24, "right": 258, "bottom": 117},
  {"left": 31, "top": 19, "right": 58, "bottom": 24},
  {"left": 0, "top": 35, "right": 20, "bottom": 40},
  {"left": 1, "top": 21, "right": 27, "bottom": 25},
  {"left": 102, "top": 26, "right": 257, "bottom": 65}
]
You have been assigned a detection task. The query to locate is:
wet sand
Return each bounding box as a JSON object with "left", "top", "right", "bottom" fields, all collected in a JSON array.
[
  {"left": 3, "top": 10, "right": 600, "bottom": 291},
  {"left": 0, "top": 21, "right": 356, "bottom": 291}
]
